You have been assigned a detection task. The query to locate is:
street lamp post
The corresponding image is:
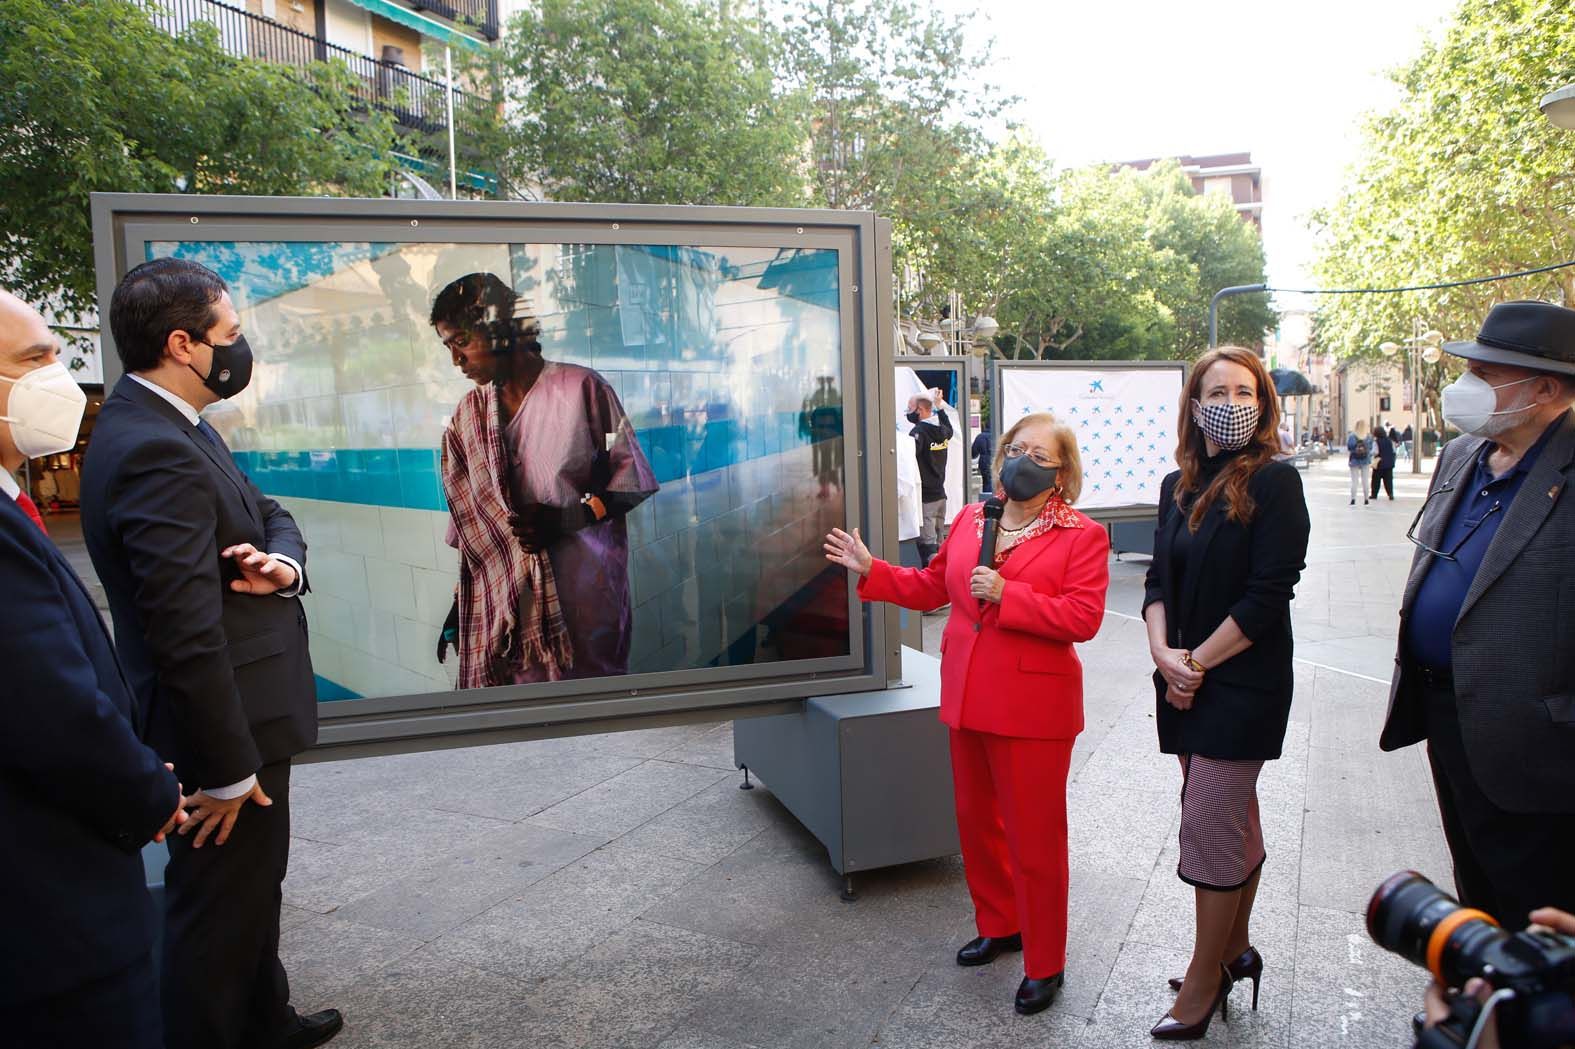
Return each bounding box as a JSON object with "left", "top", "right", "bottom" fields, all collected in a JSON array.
[
  {"left": 1540, "top": 83, "right": 1575, "bottom": 129},
  {"left": 1208, "top": 283, "right": 1268, "bottom": 349},
  {"left": 1379, "top": 323, "right": 1443, "bottom": 475}
]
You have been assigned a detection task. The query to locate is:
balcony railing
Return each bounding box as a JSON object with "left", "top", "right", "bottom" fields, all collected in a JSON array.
[
  {"left": 145, "top": 0, "right": 493, "bottom": 139},
  {"left": 407, "top": 0, "right": 500, "bottom": 40}
]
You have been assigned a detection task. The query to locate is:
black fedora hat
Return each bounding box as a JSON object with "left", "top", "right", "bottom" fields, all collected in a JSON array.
[{"left": 1445, "top": 300, "right": 1575, "bottom": 377}]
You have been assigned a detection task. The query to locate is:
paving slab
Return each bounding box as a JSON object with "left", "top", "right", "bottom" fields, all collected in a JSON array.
[
  {"left": 277, "top": 913, "right": 425, "bottom": 999},
  {"left": 328, "top": 823, "right": 604, "bottom": 940},
  {"left": 870, "top": 972, "right": 1091, "bottom": 1048},
  {"left": 314, "top": 952, "right": 541, "bottom": 1049},
  {"left": 526, "top": 759, "right": 734, "bottom": 843},
  {"left": 617, "top": 775, "right": 781, "bottom": 866},
  {"left": 680, "top": 941, "right": 929, "bottom": 1049},
  {"left": 520, "top": 920, "right": 758, "bottom": 1049},
  {"left": 419, "top": 841, "right": 710, "bottom": 982},
  {"left": 654, "top": 722, "right": 740, "bottom": 771}
]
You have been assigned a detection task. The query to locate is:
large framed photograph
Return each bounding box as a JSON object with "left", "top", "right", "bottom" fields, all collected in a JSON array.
[{"left": 92, "top": 195, "right": 899, "bottom": 756}]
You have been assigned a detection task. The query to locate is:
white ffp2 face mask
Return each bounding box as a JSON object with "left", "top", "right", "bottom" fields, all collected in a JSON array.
[
  {"left": 1440, "top": 371, "right": 1539, "bottom": 438},
  {"left": 0, "top": 361, "right": 87, "bottom": 459}
]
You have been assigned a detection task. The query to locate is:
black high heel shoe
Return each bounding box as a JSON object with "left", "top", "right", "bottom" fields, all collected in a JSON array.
[
  {"left": 1151, "top": 963, "right": 1232, "bottom": 1041},
  {"left": 1167, "top": 945, "right": 1262, "bottom": 1010}
]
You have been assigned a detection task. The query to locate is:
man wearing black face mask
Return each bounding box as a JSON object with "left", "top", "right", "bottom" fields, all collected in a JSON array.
[{"left": 82, "top": 259, "right": 341, "bottom": 1049}]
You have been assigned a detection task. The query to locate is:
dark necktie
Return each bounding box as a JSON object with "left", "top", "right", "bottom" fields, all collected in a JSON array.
[
  {"left": 14, "top": 490, "right": 48, "bottom": 535},
  {"left": 196, "top": 419, "right": 223, "bottom": 449}
]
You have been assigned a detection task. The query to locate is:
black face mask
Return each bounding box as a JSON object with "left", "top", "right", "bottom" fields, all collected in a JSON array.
[
  {"left": 189, "top": 334, "right": 254, "bottom": 400},
  {"left": 1000, "top": 455, "right": 1058, "bottom": 502}
]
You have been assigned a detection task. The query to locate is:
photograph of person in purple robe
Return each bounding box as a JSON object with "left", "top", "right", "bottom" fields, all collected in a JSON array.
[{"left": 431, "top": 272, "right": 659, "bottom": 687}]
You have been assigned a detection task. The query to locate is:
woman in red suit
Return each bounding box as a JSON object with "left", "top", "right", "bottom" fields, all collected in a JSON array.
[{"left": 824, "top": 411, "right": 1109, "bottom": 1016}]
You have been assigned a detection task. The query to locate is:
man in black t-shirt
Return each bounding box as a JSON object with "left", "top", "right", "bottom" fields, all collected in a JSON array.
[{"left": 907, "top": 389, "right": 952, "bottom": 565}]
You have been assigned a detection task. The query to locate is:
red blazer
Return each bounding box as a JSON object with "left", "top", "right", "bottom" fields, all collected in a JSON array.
[{"left": 858, "top": 501, "right": 1110, "bottom": 740}]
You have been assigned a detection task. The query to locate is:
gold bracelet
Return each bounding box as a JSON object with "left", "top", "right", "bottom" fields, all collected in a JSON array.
[{"left": 1180, "top": 652, "right": 1207, "bottom": 673}]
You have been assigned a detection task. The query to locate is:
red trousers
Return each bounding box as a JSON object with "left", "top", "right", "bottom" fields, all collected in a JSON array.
[{"left": 950, "top": 728, "right": 1074, "bottom": 979}]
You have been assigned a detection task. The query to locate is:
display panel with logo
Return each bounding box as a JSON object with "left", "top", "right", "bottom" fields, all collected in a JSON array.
[{"left": 993, "top": 361, "right": 1187, "bottom": 516}]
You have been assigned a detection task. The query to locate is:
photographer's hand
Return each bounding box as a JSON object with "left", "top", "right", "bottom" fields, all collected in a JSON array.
[
  {"left": 1528, "top": 906, "right": 1575, "bottom": 936},
  {"left": 1423, "top": 979, "right": 1500, "bottom": 1049}
]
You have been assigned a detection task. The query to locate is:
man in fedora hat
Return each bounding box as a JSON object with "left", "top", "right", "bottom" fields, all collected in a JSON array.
[{"left": 1380, "top": 299, "right": 1575, "bottom": 930}]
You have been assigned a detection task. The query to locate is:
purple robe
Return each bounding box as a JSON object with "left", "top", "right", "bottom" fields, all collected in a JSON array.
[{"left": 450, "top": 361, "right": 658, "bottom": 683}]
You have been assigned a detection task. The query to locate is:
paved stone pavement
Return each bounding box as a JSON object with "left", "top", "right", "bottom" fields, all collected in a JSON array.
[{"left": 46, "top": 454, "right": 1455, "bottom": 1048}]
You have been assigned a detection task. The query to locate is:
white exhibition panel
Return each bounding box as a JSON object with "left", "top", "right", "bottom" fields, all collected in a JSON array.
[
  {"left": 894, "top": 366, "right": 966, "bottom": 526},
  {"left": 997, "top": 366, "right": 1183, "bottom": 511}
]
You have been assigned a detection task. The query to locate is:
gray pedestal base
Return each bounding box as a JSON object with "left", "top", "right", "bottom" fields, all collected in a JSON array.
[{"left": 733, "top": 646, "right": 959, "bottom": 888}]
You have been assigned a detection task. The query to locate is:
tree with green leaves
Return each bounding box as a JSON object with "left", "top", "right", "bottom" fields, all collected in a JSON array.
[
  {"left": 0, "top": 0, "right": 399, "bottom": 316},
  {"left": 776, "top": 0, "right": 1012, "bottom": 319},
  {"left": 989, "top": 160, "right": 1273, "bottom": 361},
  {"left": 1311, "top": 0, "right": 1575, "bottom": 432},
  {"left": 496, "top": 0, "right": 808, "bottom": 206}
]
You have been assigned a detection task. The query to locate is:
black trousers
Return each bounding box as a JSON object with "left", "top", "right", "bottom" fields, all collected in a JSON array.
[
  {"left": 1, "top": 954, "right": 162, "bottom": 1049},
  {"left": 1370, "top": 465, "right": 1395, "bottom": 500},
  {"left": 162, "top": 759, "right": 296, "bottom": 1049},
  {"left": 1424, "top": 684, "right": 1575, "bottom": 929}
]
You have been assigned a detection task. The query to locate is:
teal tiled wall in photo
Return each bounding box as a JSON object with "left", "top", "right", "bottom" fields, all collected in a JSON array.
[{"left": 231, "top": 411, "right": 831, "bottom": 511}]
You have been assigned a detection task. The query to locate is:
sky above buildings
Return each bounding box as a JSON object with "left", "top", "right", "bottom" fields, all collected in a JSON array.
[{"left": 939, "top": 0, "right": 1463, "bottom": 309}]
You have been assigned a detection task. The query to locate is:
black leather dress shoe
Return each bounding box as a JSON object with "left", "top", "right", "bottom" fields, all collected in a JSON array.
[
  {"left": 955, "top": 933, "right": 1023, "bottom": 967},
  {"left": 1014, "top": 972, "right": 1064, "bottom": 1015},
  {"left": 273, "top": 1009, "right": 344, "bottom": 1049}
]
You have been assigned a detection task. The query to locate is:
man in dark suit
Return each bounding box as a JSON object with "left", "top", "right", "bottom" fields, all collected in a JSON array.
[
  {"left": 81, "top": 259, "right": 341, "bottom": 1049},
  {"left": 0, "top": 288, "right": 184, "bottom": 1048},
  {"left": 1381, "top": 300, "right": 1575, "bottom": 930}
]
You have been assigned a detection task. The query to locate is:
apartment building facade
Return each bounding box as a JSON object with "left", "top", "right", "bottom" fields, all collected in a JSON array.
[
  {"left": 149, "top": 0, "right": 500, "bottom": 191},
  {"left": 1116, "top": 151, "right": 1264, "bottom": 231}
]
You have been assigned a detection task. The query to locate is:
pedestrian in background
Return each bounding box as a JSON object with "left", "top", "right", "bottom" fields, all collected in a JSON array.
[
  {"left": 1276, "top": 419, "right": 1296, "bottom": 457},
  {"left": 1371, "top": 423, "right": 1397, "bottom": 501},
  {"left": 825, "top": 412, "right": 1109, "bottom": 1018},
  {"left": 906, "top": 388, "right": 952, "bottom": 565},
  {"left": 1381, "top": 300, "right": 1575, "bottom": 930},
  {"left": 1143, "top": 346, "right": 1310, "bottom": 1040},
  {"left": 1402, "top": 423, "right": 1415, "bottom": 462},
  {"left": 0, "top": 288, "right": 186, "bottom": 1049},
  {"left": 1347, "top": 419, "right": 1373, "bottom": 505},
  {"left": 972, "top": 422, "right": 993, "bottom": 494}
]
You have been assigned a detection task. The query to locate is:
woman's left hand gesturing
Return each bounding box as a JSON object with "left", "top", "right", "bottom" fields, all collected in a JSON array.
[{"left": 969, "top": 566, "right": 1005, "bottom": 603}]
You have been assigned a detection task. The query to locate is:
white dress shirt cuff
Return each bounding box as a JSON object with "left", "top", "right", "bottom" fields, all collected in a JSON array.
[
  {"left": 205, "top": 774, "right": 257, "bottom": 800},
  {"left": 271, "top": 553, "right": 304, "bottom": 598}
]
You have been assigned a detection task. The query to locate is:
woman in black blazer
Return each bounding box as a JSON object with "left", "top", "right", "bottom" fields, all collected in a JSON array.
[{"left": 1141, "top": 346, "right": 1310, "bottom": 1040}]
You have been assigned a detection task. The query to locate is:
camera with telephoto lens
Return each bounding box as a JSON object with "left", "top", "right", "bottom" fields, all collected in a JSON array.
[{"left": 1367, "top": 871, "right": 1575, "bottom": 1049}]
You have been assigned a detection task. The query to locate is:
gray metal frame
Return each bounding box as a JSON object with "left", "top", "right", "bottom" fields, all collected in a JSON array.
[
  {"left": 894, "top": 353, "right": 974, "bottom": 502},
  {"left": 90, "top": 192, "right": 898, "bottom": 756},
  {"left": 989, "top": 358, "right": 1189, "bottom": 524}
]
